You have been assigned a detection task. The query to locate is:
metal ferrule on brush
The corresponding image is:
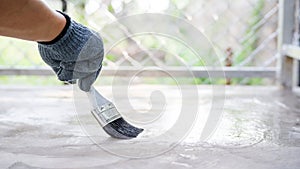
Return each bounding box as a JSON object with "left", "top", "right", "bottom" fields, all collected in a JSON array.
[{"left": 91, "top": 102, "right": 122, "bottom": 127}]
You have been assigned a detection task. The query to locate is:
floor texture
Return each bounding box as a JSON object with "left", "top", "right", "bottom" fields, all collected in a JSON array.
[{"left": 0, "top": 85, "right": 299, "bottom": 169}]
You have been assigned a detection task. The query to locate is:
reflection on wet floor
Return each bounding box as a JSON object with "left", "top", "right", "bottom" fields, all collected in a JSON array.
[{"left": 0, "top": 86, "right": 299, "bottom": 169}]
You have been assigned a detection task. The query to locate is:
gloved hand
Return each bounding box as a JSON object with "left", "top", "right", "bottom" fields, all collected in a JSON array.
[{"left": 38, "top": 11, "right": 104, "bottom": 92}]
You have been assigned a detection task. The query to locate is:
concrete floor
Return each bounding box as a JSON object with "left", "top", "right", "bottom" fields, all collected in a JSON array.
[{"left": 0, "top": 85, "right": 299, "bottom": 169}]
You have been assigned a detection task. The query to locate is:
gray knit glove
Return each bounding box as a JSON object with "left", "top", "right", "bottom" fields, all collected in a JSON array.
[{"left": 38, "top": 12, "right": 104, "bottom": 92}]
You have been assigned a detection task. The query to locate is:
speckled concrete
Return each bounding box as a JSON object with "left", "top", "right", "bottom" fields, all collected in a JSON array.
[{"left": 0, "top": 85, "right": 299, "bottom": 169}]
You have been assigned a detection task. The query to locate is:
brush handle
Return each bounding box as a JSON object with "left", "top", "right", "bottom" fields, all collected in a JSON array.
[
  {"left": 86, "top": 86, "right": 110, "bottom": 108},
  {"left": 86, "top": 86, "right": 121, "bottom": 126}
]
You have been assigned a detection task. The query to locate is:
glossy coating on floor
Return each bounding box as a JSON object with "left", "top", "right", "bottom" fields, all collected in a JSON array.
[{"left": 0, "top": 85, "right": 299, "bottom": 169}]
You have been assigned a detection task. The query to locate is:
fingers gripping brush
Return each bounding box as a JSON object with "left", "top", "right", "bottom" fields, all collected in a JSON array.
[{"left": 86, "top": 86, "right": 144, "bottom": 139}]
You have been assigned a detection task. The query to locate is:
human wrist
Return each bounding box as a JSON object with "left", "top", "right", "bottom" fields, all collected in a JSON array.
[{"left": 38, "top": 10, "right": 67, "bottom": 43}]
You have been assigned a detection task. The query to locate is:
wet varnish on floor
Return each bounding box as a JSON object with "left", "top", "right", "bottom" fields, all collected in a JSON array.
[{"left": 0, "top": 85, "right": 299, "bottom": 169}]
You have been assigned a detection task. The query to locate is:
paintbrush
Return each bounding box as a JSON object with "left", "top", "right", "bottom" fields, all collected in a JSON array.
[{"left": 86, "top": 86, "right": 143, "bottom": 139}]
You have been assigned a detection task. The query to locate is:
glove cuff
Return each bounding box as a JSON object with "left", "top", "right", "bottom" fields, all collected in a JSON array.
[{"left": 38, "top": 12, "right": 95, "bottom": 62}]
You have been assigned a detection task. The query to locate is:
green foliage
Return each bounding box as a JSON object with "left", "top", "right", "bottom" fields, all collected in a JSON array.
[
  {"left": 231, "top": 0, "right": 265, "bottom": 85},
  {"left": 106, "top": 54, "right": 118, "bottom": 62},
  {"left": 234, "top": 0, "right": 264, "bottom": 65},
  {"left": 108, "top": 4, "right": 115, "bottom": 13}
]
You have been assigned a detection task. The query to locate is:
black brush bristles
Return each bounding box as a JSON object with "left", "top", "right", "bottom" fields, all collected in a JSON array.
[
  {"left": 103, "top": 118, "right": 144, "bottom": 139},
  {"left": 87, "top": 86, "right": 143, "bottom": 139}
]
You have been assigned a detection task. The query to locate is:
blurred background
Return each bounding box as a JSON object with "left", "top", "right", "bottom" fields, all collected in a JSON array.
[{"left": 0, "top": 0, "right": 279, "bottom": 86}]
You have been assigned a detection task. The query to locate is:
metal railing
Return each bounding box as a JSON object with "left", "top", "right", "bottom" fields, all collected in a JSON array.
[{"left": 277, "top": 0, "right": 300, "bottom": 91}]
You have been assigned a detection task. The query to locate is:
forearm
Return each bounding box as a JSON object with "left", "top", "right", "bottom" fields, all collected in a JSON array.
[{"left": 0, "top": 0, "right": 66, "bottom": 42}]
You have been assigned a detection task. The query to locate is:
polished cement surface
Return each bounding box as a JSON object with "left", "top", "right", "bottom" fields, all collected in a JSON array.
[{"left": 0, "top": 85, "right": 299, "bottom": 169}]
